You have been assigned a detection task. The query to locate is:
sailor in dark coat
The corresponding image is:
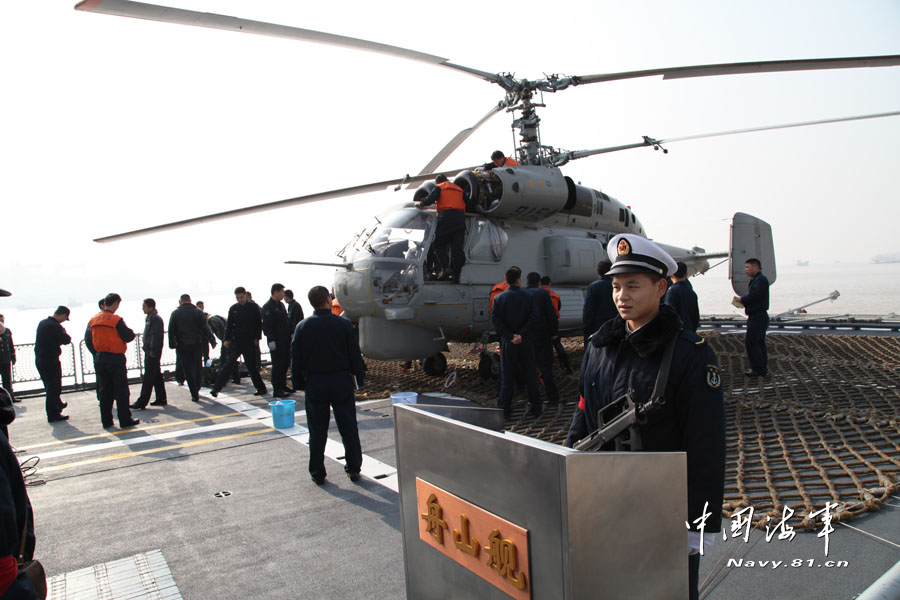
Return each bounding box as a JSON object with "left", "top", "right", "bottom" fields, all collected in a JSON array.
[
  {"left": 0, "top": 316, "right": 16, "bottom": 403},
  {"left": 210, "top": 287, "right": 267, "bottom": 397},
  {"left": 262, "top": 284, "right": 293, "bottom": 397},
  {"left": 291, "top": 286, "right": 366, "bottom": 485},
  {"left": 523, "top": 272, "right": 560, "bottom": 405},
  {"left": 491, "top": 266, "right": 542, "bottom": 418},
  {"left": 582, "top": 261, "right": 618, "bottom": 344},
  {"left": 565, "top": 234, "right": 725, "bottom": 600},
  {"left": 736, "top": 258, "right": 770, "bottom": 377},
  {"left": 284, "top": 289, "right": 304, "bottom": 330},
  {"left": 168, "top": 294, "right": 216, "bottom": 402},
  {"left": 132, "top": 298, "right": 167, "bottom": 408},
  {"left": 34, "top": 306, "right": 72, "bottom": 422},
  {"left": 664, "top": 261, "right": 700, "bottom": 332},
  {"left": 0, "top": 430, "right": 36, "bottom": 598}
]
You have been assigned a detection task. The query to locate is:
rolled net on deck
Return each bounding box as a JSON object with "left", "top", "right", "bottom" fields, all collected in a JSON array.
[{"left": 360, "top": 332, "right": 900, "bottom": 530}]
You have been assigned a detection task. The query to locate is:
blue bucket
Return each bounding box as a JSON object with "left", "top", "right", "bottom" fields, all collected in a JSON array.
[
  {"left": 269, "top": 400, "right": 296, "bottom": 429},
  {"left": 391, "top": 392, "right": 417, "bottom": 404}
]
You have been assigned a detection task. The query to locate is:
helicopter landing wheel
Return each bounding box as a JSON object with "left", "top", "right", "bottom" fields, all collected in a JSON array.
[
  {"left": 423, "top": 353, "right": 448, "bottom": 377},
  {"left": 478, "top": 353, "right": 499, "bottom": 379}
]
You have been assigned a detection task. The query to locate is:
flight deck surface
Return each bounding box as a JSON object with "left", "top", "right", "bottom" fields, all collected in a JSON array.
[{"left": 13, "top": 377, "right": 900, "bottom": 599}]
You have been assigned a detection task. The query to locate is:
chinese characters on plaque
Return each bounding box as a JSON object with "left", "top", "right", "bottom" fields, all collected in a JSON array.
[{"left": 417, "top": 478, "right": 530, "bottom": 599}]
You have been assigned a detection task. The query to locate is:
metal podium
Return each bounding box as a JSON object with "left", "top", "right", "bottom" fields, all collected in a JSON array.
[{"left": 394, "top": 400, "right": 688, "bottom": 599}]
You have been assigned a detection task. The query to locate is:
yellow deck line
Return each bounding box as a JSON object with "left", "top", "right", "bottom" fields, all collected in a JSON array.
[
  {"left": 40, "top": 428, "right": 272, "bottom": 473},
  {"left": 21, "top": 412, "right": 245, "bottom": 450}
]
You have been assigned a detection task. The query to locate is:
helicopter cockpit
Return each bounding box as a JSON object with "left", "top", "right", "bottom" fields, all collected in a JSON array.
[
  {"left": 348, "top": 207, "right": 433, "bottom": 262},
  {"left": 340, "top": 206, "right": 433, "bottom": 307}
]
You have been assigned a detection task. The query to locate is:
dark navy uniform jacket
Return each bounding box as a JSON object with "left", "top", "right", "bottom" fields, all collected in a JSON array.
[
  {"left": 664, "top": 279, "right": 700, "bottom": 332},
  {"left": 291, "top": 309, "right": 365, "bottom": 390},
  {"left": 565, "top": 305, "right": 726, "bottom": 532},
  {"left": 0, "top": 329, "right": 14, "bottom": 365},
  {"left": 287, "top": 300, "right": 304, "bottom": 330},
  {"left": 207, "top": 315, "right": 226, "bottom": 342},
  {"left": 0, "top": 432, "right": 34, "bottom": 561},
  {"left": 168, "top": 304, "right": 215, "bottom": 348},
  {"left": 34, "top": 317, "right": 71, "bottom": 359},
  {"left": 490, "top": 285, "right": 538, "bottom": 342},
  {"left": 262, "top": 298, "right": 292, "bottom": 343},
  {"left": 224, "top": 302, "right": 262, "bottom": 343},
  {"left": 740, "top": 273, "right": 770, "bottom": 316},
  {"left": 142, "top": 311, "right": 165, "bottom": 357},
  {"left": 523, "top": 284, "right": 559, "bottom": 341},
  {"left": 583, "top": 277, "right": 618, "bottom": 339}
]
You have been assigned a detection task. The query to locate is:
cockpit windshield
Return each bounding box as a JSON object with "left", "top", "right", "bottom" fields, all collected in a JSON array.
[{"left": 351, "top": 208, "right": 433, "bottom": 262}]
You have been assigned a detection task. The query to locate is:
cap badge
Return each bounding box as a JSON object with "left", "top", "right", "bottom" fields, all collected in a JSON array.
[{"left": 617, "top": 238, "right": 631, "bottom": 256}]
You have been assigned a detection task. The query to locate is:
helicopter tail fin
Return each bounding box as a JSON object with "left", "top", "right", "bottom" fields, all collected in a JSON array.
[{"left": 730, "top": 213, "right": 776, "bottom": 296}]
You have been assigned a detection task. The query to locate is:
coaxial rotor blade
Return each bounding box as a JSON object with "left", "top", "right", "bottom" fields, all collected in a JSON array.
[
  {"left": 93, "top": 168, "right": 471, "bottom": 243},
  {"left": 74, "top": 0, "right": 500, "bottom": 83},
  {"left": 415, "top": 102, "right": 507, "bottom": 177},
  {"left": 657, "top": 110, "right": 900, "bottom": 144},
  {"left": 557, "top": 109, "right": 900, "bottom": 164},
  {"left": 573, "top": 55, "right": 900, "bottom": 86}
]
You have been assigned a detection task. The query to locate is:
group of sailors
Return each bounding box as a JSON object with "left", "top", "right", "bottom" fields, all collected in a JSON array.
[{"left": 487, "top": 250, "right": 702, "bottom": 419}]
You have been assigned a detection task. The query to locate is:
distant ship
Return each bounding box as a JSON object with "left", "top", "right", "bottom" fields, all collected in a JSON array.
[
  {"left": 796, "top": 260, "right": 809, "bottom": 267},
  {"left": 873, "top": 253, "right": 900, "bottom": 264}
]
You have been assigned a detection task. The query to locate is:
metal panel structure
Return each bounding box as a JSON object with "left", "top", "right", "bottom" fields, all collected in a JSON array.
[
  {"left": 730, "top": 212, "right": 776, "bottom": 296},
  {"left": 395, "top": 404, "right": 688, "bottom": 599}
]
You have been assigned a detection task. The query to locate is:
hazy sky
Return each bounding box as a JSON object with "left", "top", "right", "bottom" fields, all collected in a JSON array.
[{"left": 3, "top": 0, "right": 899, "bottom": 308}]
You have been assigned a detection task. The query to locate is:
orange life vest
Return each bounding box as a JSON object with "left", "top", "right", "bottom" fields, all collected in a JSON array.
[
  {"left": 89, "top": 311, "right": 127, "bottom": 354},
  {"left": 489, "top": 281, "right": 509, "bottom": 313},
  {"left": 436, "top": 181, "right": 465, "bottom": 213},
  {"left": 503, "top": 157, "right": 520, "bottom": 166},
  {"left": 542, "top": 285, "right": 561, "bottom": 318},
  {"left": 331, "top": 298, "right": 343, "bottom": 316}
]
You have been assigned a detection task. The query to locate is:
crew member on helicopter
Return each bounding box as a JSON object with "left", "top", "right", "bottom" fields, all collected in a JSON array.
[
  {"left": 482, "top": 150, "right": 520, "bottom": 169},
  {"left": 565, "top": 235, "right": 725, "bottom": 600},
  {"left": 416, "top": 174, "right": 466, "bottom": 283},
  {"left": 477, "top": 150, "right": 520, "bottom": 209}
]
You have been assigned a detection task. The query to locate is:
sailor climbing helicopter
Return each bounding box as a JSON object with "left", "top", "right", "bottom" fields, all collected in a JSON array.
[{"left": 78, "top": 0, "right": 900, "bottom": 375}]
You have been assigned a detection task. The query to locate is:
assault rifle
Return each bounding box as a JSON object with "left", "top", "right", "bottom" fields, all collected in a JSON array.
[
  {"left": 573, "top": 392, "right": 645, "bottom": 451},
  {"left": 573, "top": 335, "right": 678, "bottom": 453}
]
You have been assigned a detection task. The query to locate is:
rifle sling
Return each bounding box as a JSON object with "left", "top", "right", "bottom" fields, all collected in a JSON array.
[{"left": 642, "top": 332, "right": 679, "bottom": 415}]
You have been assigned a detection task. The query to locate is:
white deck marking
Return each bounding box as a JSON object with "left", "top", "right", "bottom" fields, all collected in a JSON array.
[
  {"left": 203, "top": 390, "right": 399, "bottom": 491},
  {"left": 48, "top": 549, "right": 181, "bottom": 600},
  {"left": 23, "top": 418, "right": 260, "bottom": 462}
]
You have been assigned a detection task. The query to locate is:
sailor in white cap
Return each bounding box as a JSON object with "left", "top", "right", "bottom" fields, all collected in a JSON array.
[
  {"left": 567, "top": 233, "right": 726, "bottom": 600},
  {"left": 605, "top": 233, "right": 678, "bottom": 280}
]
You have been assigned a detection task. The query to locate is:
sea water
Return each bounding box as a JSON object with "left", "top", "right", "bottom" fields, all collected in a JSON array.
[{"left": 1, "top": 261, "right": 898, "bottom": 344}]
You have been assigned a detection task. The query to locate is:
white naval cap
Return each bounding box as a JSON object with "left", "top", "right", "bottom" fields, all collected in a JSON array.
[{"left": 606, "top": 234, "right": 678, "bottom": 278}]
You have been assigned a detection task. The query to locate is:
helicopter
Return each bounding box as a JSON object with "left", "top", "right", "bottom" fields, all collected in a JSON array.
[{"left": 78, "top": 0, "right": 900, "bottom": 376}]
